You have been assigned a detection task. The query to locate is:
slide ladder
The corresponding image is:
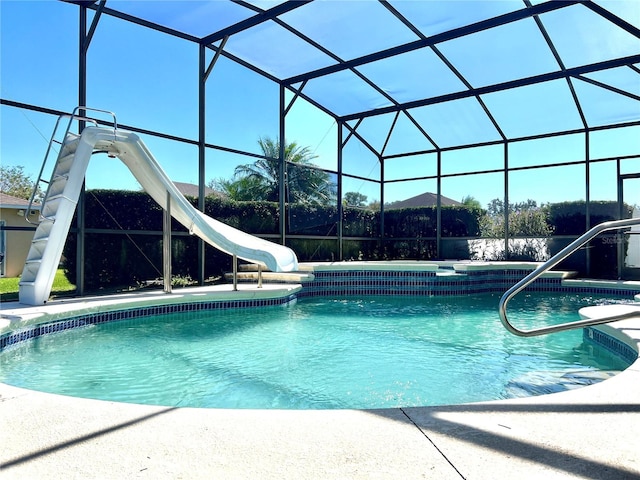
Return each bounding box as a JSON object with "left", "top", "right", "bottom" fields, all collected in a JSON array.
[
  {"left": 19, "top": 108, "right": 298, "bottom": 305},
  {"left": 20, "top": 109, "right": 109, "bottom": 305}
]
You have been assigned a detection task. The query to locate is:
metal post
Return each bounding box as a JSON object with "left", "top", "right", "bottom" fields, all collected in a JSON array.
[
  {"left": 436, "top": 150, "right": 442, "bottom": 259},
  {"left": 258, "top": 264, "right": 263, "bottom": 288},
  {"left": 376, "top": 126, "right": 384, "bottom": 257},
  {"left": 279, "top": 85, "right": 286, "bottom": 246},
  {"left": 585, "top": 131, "right": 591, "bottom": 276},
  {"left": 197, "top": 44, "right": 206, "bottom": 285},
  {"left": 76, "top": 1, "right": 105, "bottom": 297},
  {"left": 504, "top": 142, "right": 510, "bottom": 259},
  {"left": 232, "top": 255, "right": 238, "bottom": 291},
  {"left": 337, "top": 122, "right": 344, "bottom": 260},
  {"left": 163, "top": 191, "right": 172, "bottom": 293},
  {"left": 617, "top": 163, "right": 623, "bottom": 279},
  {"left": 76, "top": 5, "right": 87, "bottom": 297}
]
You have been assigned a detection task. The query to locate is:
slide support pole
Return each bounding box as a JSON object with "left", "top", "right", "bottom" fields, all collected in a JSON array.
[
  {"left": 233, "top": 255, "right": 238, "bottom": 291},
  {"left": 163, "top": 190, "right": 172, "bottom": 294}
]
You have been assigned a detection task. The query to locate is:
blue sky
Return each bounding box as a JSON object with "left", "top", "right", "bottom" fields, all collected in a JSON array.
[
  {"left": 1, "top": 1, "right": 341, "bottom": 194},
  {"left": 1, "top": 0, "right": 639, "bottom": 209}
]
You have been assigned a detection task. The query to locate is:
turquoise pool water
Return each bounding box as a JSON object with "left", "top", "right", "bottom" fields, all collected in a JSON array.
[{"left": 0, "top": 293, "right": 630, "bottom": 409}]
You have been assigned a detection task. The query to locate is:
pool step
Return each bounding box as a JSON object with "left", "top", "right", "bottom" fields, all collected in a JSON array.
[
  {"left": 435, "top": 270, "right": 467, "bottom": 277},
  {"left": 562, "top": 278, "right": 640, "bottom": 292},
  {"left": 225, "top": 269, "right": 315, "bottom": 284},
  {"left": 239, "top": 263, "right": 315, "bottom": 273},
  {"left": 505, "top": 369, "right": 621, "bottom": 398}
]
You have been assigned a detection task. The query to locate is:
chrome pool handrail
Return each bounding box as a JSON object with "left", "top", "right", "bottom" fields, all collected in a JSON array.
[{"left": 499, "top": 217, "right": 640, "bottom": 337}]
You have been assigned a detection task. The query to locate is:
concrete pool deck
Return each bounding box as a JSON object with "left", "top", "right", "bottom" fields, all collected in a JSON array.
[{"left": 1, "top": 285, "right": 639, "bottom": 479}]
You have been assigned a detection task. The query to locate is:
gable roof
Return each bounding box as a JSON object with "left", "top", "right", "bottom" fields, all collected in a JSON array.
[
  {"left": 386, "top": 192, "right": 461, "bottom": 210},
  {"left": 173, "top": 182, "right": 222, "bottom": 199},
  {"left": 0, "top": 192, "right": 41, "bottom": 209}
]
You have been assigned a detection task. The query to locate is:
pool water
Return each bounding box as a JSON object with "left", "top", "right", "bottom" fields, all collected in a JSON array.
[{"left": 0, "top": 293, "right": 631, "bottom": 409}]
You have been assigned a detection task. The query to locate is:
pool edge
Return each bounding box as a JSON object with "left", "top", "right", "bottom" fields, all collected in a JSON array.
[{"left": 1, "top": 273, "right": 640, "bottom": 478}]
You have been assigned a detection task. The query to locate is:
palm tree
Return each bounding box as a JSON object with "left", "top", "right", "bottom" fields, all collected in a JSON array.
[
  {"left": 209, "top": 175, "right": 267, "bottom": 201},
  {"left": 219, "top": 136, "right": 336, "bottom": 205}
]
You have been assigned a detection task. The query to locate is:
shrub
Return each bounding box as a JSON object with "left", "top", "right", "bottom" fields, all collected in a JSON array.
[{"left": 67, "top": 190, "right": 635, "bottom": 286}]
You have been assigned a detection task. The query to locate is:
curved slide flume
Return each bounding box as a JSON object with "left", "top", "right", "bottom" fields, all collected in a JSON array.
[
  {"left": 88, "top": 127, "right": 299, "bottom": 273},
  {"left": 19, "top": 126, "right": 297, "bottom": 305}
]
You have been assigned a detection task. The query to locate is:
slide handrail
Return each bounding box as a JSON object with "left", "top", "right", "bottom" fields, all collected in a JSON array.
[
  {"left": 26, "top": 107, "right": 117, "bottom": 224},
  {"left": 499, "top": 217, "right": 640, "bottom": 337}
]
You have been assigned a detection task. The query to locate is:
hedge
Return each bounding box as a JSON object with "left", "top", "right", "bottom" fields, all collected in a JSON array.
[
  {"left": 547, "top": 201, "right": 632, "bottom": 235},
  {"left": 546, "top": 201, "right": 633, "bottom": 278},
  {"left": 62, "top": 191, "right": 631, "bottom": 287}
]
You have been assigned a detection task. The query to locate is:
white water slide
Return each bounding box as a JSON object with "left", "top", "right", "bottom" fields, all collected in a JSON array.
[{"left": 19, "top": 124, "right": 298, "bottom": 305}]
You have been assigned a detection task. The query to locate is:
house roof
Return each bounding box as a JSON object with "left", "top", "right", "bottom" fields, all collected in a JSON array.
[
  {"left": 0, "top": 192, "right": 41, "bottom": 210},
  {"left": 173, "top": 182, "right": 222, "bottom": 199},
  {"left": 386, "top": 192, "right": 461, "bottom": 210}
]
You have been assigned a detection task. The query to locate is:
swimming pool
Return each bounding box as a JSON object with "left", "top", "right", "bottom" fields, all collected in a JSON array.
[{"left": 0, "top": 293, "right": 631, "bottom": 409}]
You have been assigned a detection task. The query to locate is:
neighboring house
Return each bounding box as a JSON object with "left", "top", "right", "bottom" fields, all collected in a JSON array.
[
  {"left": 0, "top": 184, "right": 217, "bottom": 278},
  {"left": 386, "top": 192, "right": 462, "bottom": 210},
  {"left": 0, "top": 193, "right": 41, "bottom": 277},
  {"left": 173, "top": 182, "right": 222, "bottom": 199}
]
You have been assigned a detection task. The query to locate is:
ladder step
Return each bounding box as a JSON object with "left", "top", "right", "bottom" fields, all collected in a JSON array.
[
  {"left": 31, "top": 237, "right": 49, "bottom": 245},
  {"left": 30, "top": 236, "right": 48, "bottom": 245},
  {"left": 41, "top": 209, "right": 58, "bottom": 220},
  {"left": 34, "top": 222, "right": 53, "bottom": 232},
  {"left": 21, "top": 262, "right": 41, "bottom": 283},
  {"left": 50, "top": 172, "right": 69, "bottom": 181},
  {"left": 30, "top": 234, "right": 48, "bottom": 244},
  {"left": 20, "top": 273, "right": 36, "bottom": 283},
  {"left": 47, "top": 179, "right": 69, "bottom": 198},
  {"left": 44, "top": 193, "right": 73, "bottom": 203},
  {"left": 33, "top": 216, "right": 54, "bottom": 225},
  {"left": 58, "top": 151, "right": 76, "bottom": 160},
  {"left": 56, "top": 153, "right": 76, "bottom": 167}
]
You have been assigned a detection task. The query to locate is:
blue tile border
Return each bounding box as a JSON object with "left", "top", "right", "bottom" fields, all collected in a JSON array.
[
  {"left": 0, "top": 294, "right": 297, "bottom": 352},
  {"left": 584, "top": 327, "right": 638, "bottom": 364},
  {"left": 298, "top": 269, "right": 640, "bottom": 298}
]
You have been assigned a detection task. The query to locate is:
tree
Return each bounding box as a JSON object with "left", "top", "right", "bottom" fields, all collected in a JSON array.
[
  {"left": 208, "top": 176, "right": 266, "bottom": 201},
  {"left": 486, "top": 198, "right": 505, "bottom": 216},
  {"left": 472, "top": 198, "right": 553, "bottom": 262},
  {"left": 367, "top": 200, "right": 381, "bottom": 211},
  {"left": 461, "top": 195, "right": 482, "bottom": 210},
  {"left": 343, "top": 191, "right": 368, "bottom": 207},
  {"left": 485, "top": 198, "right": 542, "bottom": 218},
  {"left": 212, "top": 136, "right": 336, "bottom": 205},
  {"left": 480, "top": 198, "right": 552, "bottom": 237},
  {"left": 0, "top": 165, "right": 42, "bottom": 201}
]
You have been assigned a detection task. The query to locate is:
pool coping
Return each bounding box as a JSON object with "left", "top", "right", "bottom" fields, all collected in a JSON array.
[
  {"left": 0, "top": 283, "right": 302, "bottom": 338},
  {"left": 1, "top": 265, "right": 640, "bottom": 479}
]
